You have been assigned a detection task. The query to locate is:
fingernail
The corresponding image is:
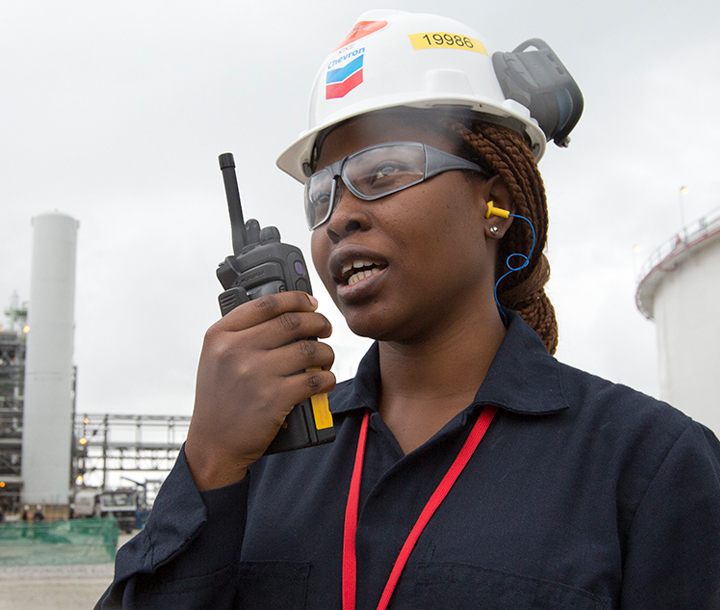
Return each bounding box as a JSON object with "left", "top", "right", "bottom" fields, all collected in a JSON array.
[{"left": 307, "top": 294, "right": 318, "bottom": 308}]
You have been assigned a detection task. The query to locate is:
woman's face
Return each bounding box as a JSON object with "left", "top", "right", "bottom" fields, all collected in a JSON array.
[{"left": 310, "top": 112, "right": 500, "bottom": 343}]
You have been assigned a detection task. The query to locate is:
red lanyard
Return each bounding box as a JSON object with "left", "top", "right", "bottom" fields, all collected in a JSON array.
[{"left": 342, "top": 405, "right": 497, "bottom": 610}]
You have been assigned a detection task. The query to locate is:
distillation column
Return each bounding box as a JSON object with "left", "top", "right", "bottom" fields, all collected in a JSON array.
[{"left": 21, "top": 212, "right": 79, "bottom": 507}]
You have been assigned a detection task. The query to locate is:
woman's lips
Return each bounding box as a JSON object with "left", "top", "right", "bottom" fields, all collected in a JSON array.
[{"left": 328, "top": 245, "right": 389, "bottom": 302}]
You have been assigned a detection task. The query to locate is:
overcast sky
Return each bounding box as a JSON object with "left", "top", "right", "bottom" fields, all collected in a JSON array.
[{"left": 2, "top": 1, "right": 718, "bottom": 432}]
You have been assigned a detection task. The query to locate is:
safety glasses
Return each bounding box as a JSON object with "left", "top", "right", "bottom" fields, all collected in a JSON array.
[{"left": 304, "top": 141, "right": 491, "bottom": 230}]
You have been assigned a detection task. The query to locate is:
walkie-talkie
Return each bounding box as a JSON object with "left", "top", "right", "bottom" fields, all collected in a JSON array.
[{"left": 216, "top": 152, "right": 335, "bottom": 454}]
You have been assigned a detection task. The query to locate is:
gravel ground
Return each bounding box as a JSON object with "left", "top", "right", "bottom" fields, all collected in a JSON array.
[{"left": 0, "top": 531, "right": 135, "bottom": 610}]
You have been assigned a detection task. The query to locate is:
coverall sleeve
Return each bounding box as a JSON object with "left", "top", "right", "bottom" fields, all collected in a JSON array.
[
  {"left": 620, "top": 422, "right": 720, "bottom": 609},
  {"left": 95, "top": 446, "right": 249, "bottom": 609}
]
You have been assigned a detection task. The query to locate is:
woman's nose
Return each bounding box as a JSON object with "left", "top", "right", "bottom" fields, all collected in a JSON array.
[{"left": 323, "top": 180, "right": 371, "bottom": 243}]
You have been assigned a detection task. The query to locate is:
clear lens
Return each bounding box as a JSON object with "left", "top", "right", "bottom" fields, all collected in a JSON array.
[
  {"left": 305, "top": 169, "right": 334, "bottom": 229},
  {"left": 345, "top": 143, "right": 426, "bottom": 198},
  {"left": 304, "top": 142, "right": 484, "bottom": 230}
]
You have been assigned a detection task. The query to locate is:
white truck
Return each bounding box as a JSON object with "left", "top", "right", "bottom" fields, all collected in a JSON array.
[
  {"left": 73, "top": 488, "right": 100, "bottom": 518},
  {"left": 97, "top": 488, "right": 138, "bottom": 533}
]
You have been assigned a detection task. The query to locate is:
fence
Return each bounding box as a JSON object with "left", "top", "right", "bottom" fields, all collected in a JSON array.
[
  {"left": 0, "top": 518, "right": 118, "bottom": 567},
  {"left": 638, "top": 204, "right": 720, "bottom": 283}
]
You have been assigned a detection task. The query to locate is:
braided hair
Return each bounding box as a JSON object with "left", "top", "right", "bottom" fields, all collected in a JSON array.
[{"left": 445, "top": 119, "right": 559, "bottom": 354}]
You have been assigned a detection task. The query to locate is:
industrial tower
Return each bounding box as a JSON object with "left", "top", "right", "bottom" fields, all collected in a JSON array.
[{"left": 636, "top": 206, "right": 720, "bottom": 436}]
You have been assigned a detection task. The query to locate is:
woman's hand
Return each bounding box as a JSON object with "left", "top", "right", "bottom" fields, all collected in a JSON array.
[{"left": 185, "top": 291, "right": 335, "bottom": 490}]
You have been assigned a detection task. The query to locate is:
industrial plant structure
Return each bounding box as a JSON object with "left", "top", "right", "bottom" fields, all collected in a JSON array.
[
  {"left": 0, "top": 294, "right": 28, "bottom": 512},
  {"left": 0, "top": 211, "right": 188, "bottom": 516},
  {"left": 636, "top": 205, "right": 720, "bottom": 436}
]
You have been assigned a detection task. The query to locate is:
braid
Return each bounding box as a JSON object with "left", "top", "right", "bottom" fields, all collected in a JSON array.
[{"left": 445, "top": 120, "right": 559, "bottom": 354}]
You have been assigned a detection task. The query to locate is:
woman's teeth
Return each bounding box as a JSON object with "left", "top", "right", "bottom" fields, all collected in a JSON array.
[
  {"left": 342, "top": 260, "right": 382, "bottom": 286},
  {"left": 348, "top": 267, "right": 381, "bottom": 286}
]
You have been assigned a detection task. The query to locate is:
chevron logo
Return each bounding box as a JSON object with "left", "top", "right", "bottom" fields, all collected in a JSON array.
[{"left": 326, "top": 48, "right": 365, "bottom": 99}]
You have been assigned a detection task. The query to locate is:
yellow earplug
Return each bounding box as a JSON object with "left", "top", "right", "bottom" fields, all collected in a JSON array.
[{"left": 486, "top": 200, "right": 510, "bottom": 219}]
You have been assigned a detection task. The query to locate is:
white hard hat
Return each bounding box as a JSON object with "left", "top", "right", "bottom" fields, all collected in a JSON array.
[{"left": 277, "top": 10, "right": 582, "bottom": 182}]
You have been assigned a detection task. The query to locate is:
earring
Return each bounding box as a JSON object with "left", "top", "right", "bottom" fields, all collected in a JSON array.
[{"left": 489, "top": 225, "right": 499, "bottom": 236}]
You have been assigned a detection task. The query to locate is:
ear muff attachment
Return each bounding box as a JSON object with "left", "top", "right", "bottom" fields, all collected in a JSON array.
[{"left": 492, "top": 39, "right": 584, "bottom": 148}]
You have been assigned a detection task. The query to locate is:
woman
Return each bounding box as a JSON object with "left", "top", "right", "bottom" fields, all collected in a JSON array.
[{"left": 99, "top": 11, "right": 720, "bottom": 609}]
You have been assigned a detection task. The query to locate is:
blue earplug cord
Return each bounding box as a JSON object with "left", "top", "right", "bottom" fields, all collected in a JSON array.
[{"left": 494, "top": 213, "right": 535, "bottom": 325}]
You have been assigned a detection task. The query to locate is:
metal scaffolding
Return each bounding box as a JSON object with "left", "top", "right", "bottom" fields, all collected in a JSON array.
[
  {"left": 0, "top": 295, "right": 28, "bottom": 511},
  {"left": 1, "top": 294, "right": 190, "bottom": 510},
  {"left": 74, "top": 413, "right": 190, "bottom": 489}
]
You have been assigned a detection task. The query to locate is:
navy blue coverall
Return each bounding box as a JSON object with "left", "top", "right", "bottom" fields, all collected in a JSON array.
[{"left": 98, "top": 311, "right": 720, "bottom": 609}]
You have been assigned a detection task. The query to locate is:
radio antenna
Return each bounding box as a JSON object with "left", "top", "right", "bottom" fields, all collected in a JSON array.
[{"left": 218, "top": 152, "right": 247, "bottom": 254}]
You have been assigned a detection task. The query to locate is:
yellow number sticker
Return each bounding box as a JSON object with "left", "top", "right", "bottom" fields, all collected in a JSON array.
[{"left": 408, "top": 32, "right": 488, "bottom": 55}]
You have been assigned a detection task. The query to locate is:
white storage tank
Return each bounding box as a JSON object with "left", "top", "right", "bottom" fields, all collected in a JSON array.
[
  {"left": 21, "top": 212, "right": 79, "bottom": 506},
  {"left": 636, "top": 208, "right": 720, "bottom": 436}
]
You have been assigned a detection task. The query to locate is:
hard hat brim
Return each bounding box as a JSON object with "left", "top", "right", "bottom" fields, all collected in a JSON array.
[{"left": 276, "top": 96, "right": 545, "bottom": 183}]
